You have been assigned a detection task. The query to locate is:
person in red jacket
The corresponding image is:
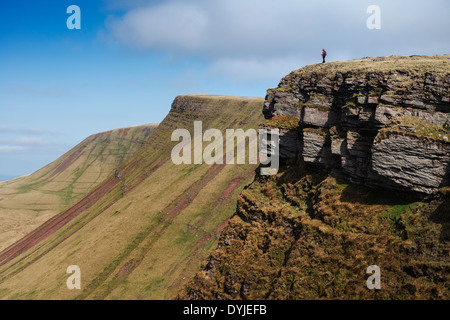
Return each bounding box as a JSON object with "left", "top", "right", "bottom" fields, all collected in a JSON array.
[{"left": 322, "top": 49, "right": 327, "bottom": 63}]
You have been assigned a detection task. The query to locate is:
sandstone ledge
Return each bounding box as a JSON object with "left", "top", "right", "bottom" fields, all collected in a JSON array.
[{"left": 263, "top": 55, "right": 450, "bottom": 194}]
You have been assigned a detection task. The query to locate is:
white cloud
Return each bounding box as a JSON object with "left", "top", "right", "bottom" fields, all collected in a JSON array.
[
  {"left": 106, "top": 0, "right": 450, "bottom": 80},
  {"left": 108, "top": 1, "right": 209, "bottom": 52},
  {"left": 0, "top": 145, "right": 26, "bottom": 153},
  {"left": 101, "top": 0, "right": 162, "bottom": 11},
  {"left": 0, "top": 134, "right": 68, "bottom": 154},
  {"left": 0, "top": 126, "right": 60, "bottom": 136},
  {"left": 206, "top": 56, "right": 305, "bottom": 82},
  {"left": 14, "top": 137, "right": 44, "bottom": 146},
  {"left": 106, "top": 0, "right": 359, "bottom": 58}
]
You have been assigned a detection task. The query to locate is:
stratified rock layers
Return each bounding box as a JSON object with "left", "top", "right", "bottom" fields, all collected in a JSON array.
[{"left": 263, "top": 56, "right": 450, "bottom": 194}]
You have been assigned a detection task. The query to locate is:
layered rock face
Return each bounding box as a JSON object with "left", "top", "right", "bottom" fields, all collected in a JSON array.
[{"left": 263, "top": 55, "right": 450, "bottom": 194}]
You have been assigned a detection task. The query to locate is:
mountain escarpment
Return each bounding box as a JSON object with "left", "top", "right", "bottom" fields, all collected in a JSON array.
[
  {"left": 178, "top": 56, "right": 450, "bottom": 300},
  {"left": 0, "top": 95, "right": 265, "bottom": 300}
]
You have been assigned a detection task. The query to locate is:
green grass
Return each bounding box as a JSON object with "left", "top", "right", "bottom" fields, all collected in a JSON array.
[
  {"left": 303, "top": 127, "right": 328, "bottom": 137},
  {"left": 262, "top": 115, "right": 299, "bottom": 130},
  {"left": 376, "top": 116, "right": 450, "bottom": 143},
  {"left": 342, "top": 101, "right": 357, "bottom": 109},
  {"left": 178, "top": 166, "right": 450, "bottom": 300},
  {"left": 144, "top": 278, "right": 165, "bottom": 293},
  {"left": 0, "top": 95, "right": 265, "bottom": 300},
  {"left": 379, "top": 202, "right": 419, "bottom": 220},
  {"left": 0, "top": 124, "right": 158, "bottom": 253},
  {"left": 291, "top": 55, "right": 450, "bottom": 79},
  {"left": 176, "top": 230, "right": 198, "bottom": 246}
]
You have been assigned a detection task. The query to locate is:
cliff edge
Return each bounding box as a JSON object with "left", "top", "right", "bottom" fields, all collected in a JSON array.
[
  {"left": 178, "top": 56, "right": 450, "bottom": 300},
  {"left": 263, "top": 55, "right": 450, "bottom": 195}
]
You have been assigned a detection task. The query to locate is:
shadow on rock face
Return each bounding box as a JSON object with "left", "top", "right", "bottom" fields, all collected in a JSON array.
[
  {"left": 337, "top": 180, "right": 413, "bottom": 206},
  {"left": 439, "top": 160, "right": 450, "bottom": 189},
  {"left": 430, "top": 188, "right": 450, "bottom": 242}
]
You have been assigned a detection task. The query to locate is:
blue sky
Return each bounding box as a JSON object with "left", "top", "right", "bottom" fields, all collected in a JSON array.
[{"left": 1, "top": 0, "right": 449, "bottom": 179}]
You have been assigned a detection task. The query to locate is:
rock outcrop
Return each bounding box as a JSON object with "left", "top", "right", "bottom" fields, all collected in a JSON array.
[
  {"left": 178, "top": 168, "right": 450, "bottom": 300},
  {"left": 263, "top": 55, "right": 450, "bottom": 194}
]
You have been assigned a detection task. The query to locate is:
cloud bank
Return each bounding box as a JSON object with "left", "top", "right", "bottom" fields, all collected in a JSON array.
[
  {"left": 0, "top": 127, "right": 68, "bottom": 154},
  {"left": 106, "top": 0, "right": 450, "bottom": 81}
]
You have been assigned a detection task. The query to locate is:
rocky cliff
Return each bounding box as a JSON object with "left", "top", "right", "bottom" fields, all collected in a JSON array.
[
  {"left": 178, "top": 55, "right": 450, "bottom": 300},
  {"left": 178, "top": 167, "right": 450, "bottom": 300},
  {"left": 263, "top": 55, "right": 450, "bottom": 195}
]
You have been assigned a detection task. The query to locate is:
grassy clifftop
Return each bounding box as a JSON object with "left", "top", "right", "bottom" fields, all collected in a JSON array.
[
  {"left": 289, "top": 55, "right": 450, "bottom": 79},
  {"left": 0, "top": 124, "right": 157, "bottom": 252}
]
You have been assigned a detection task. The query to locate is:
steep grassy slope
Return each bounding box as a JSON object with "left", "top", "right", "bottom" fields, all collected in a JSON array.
[
  {"left": 0, "top": 125, "right": 157, "bottom": 252},
  {"left": 178, "top": 56, "right": 450, "bottom": 300},
  {"left": 0, "top": 95, "right": 265, "bottom": 299},
  {"left": 178, "top": 166, "right": 450, "bottom": 299}
]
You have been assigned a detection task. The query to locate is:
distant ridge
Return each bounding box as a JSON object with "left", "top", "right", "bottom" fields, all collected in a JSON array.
[
  {"left": 0, "top": 94, "right": 265, "bottom": 299},
  {"left": 0, "top": 124, "right": 158, "bottom": 252}
]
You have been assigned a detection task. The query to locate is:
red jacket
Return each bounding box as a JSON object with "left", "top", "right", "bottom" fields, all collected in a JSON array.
[{"left": 322, "top": 50, "right": 327, "bottom": 57}]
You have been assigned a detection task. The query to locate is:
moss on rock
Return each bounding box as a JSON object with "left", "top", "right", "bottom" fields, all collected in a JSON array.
[
  {"left": 376, "top": 116, "right": 450, "bottom": 143},
  {"left": 262, "top": 115, "right": 299, "bottom": 131}
]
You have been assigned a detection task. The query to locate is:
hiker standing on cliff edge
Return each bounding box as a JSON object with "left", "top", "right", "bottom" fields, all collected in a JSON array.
[{"left": 322, "top": 49, "right": 327, "bottom": 63}]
